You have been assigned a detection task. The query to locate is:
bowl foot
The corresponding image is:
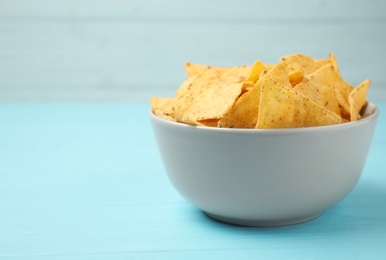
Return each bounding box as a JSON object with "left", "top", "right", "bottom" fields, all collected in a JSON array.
[{"left": 204, "top": 212, "right": 323, "bottom": 227}]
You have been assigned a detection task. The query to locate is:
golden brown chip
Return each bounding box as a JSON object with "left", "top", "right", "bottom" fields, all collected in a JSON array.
[
  {"left": 217, "top": 82, "right": 262, "bottom": 128},
  {"left": 175, "top": 75, "right": 198, "bottom": 98},
  {"left": 247, "top": 60, "right": 265, "bottom": 83},
  {"left": 329, "top": 53, "right": 354, "bottom": 114},
  {"left": 184, "top": 62, "right": 253, "bottom": 79},
  {"left": 293, "top": 64, "right": 341, "bottom": 116},
  {"left": 340, "top": 107, "right": 351, "bottom": 123},
  {"left": 173, "top": 66, "right": 251, "bottom": 125},
  {"left": 218, "top": 64, "right": 291, "bottom": 128},
  {"left": 152, "top": 54, "right": 370, "bottom": 128},
  {"left": 288, "top": 70, "right": 304, "bottom": 87},
  {"left": 256, "top": 79, "right": 342, "bottom": 128},
  {"left": 184, "top": 63, "right": 211, "bottom": 77},
  {"left": 349, "top": 79, "right": 370, "bottom": 121},
  {"left": 150, "top": 97, "right": 176, "bottom": 121},
  {"left": 197, "top": 118, "right": 219, "bottom": 127},
  {"left": 259, "top": 69, "right": 268, "bottom": 79},
  {"left": 280, "top": 54, "right": 330, "bottom": 76},
  {"left": 241, "top": 80, "right": 255, "bottom": 94}
]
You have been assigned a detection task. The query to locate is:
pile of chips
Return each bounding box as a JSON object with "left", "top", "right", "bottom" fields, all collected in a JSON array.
[{"left": 150, "top": 54, "right": 370, "bottom": 129}]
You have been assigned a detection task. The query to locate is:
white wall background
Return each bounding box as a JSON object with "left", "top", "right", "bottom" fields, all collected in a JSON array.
[{"left": 0, "top": 0, "right": 385, "bottom": 101}]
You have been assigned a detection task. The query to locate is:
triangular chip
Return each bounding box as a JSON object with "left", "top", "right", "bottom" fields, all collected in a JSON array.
[
  {"left": 349, "top": 79, "right": 370, "bottom": 121},
  {"left": 173, "top": 66, "right": 251, "bottom": 125},
  {"left": 241, "top": 60, "right": 266, "bottom": 94},
  {"left": 184, "top": 62, "right": 253, "bottom": 79},
  {"left": 246, "top": 60, "right": 266, "bottom": 83},
  {"left": 329, "top": 53, "right": 354, "bottom": 114},
  {"left": 256, "top": 78, "right": 342, "bottom": 129},
  {"left": 184, "top": 63, "right": 211, "bottom": 77},
  {"left": 280, "top": 54, "right": 330, "bottom": 76},
  {"left": 218, "top": 64, "right": 291, "bottom": 128},
  {"left": 150, "top": 97, "right": 176, "bottom": 122},
  {"left": 293, "top": 63, "right": 341, "bottom": 116},
  {"left": 175, "top": 75, "right": 198, "bottom": 98}
]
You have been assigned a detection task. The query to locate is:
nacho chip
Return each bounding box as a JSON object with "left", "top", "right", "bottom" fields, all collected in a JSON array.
[
  {"left": 293, "top": 64, "right": 341, "bottom": 116},
  {"left": 218, "top": 64, "right": 291, "bottom": 128},
  {"left": 349, "top": 79, "right": 370, "bottom": 121},
  {"left": 280, "top": 54, "right": 330, "bottom": 76},
  {"left": 151, "top": 54, "right": 371, "bottom": 128},
  {"left": 256, "top": 79, "right": 342, "bottom": 128},
  {"left": 173, "top": 66, "right": 251, "bottom": 125},
  {"left": 175, "top": 75, "right": 198, "bottom": 98},
  {"left": 197, "top": 118, "right": 219, "bottom": 127},
  {"left": 329, "top": 53, "right": 354, "bottom": 114},
  {"left": 259, "top": 69, "right": 268, "bottom": 79},
  {"left": 247, "top": 60, "right": 266, "bottom": 83},
  {"left": 288, "top": 70, "right": 304, "bottom": 87},
  {"left": 184, "top": 63, "right": 211, "bottom": 77},
  {"left": 150, "top": 97, "right": 176, "bottom": 122},
  {"left": 241, "top": 80, "right": 255, "bottom": 94},
  {"left": 241, "top": 61, "right": 267, "bottom": 93}
]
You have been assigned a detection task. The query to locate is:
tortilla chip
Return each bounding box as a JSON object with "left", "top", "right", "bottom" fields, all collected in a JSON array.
[
  {"left": 247, "top": 60, "right": 266, "bottom": 83},
  {"left": 150, "top": 97, "right": 176, "bottom": 121},
  {"left": 175, "top": 75, "right": 198, "bottom": 98},
  {"left": 152, "top": 54, "right": 370, "bottom": 128},
  {"left": 173, "top": 67, "right": 251, "bottom": 125},
  {"left": 241, "top": 80, "right": 255, "bottom": 94},
  {"left": 256, "top": 79, "right": 342, "bottom": 128},
  {"left": 349, "top": 79, "right": 370, "bottom": 121},
  {"left": 288, "top": 70, "right": 304, "bottom": 87},
  {"left": 184, "top": 63, "right": 211, "bottom": 77},
  {"left": 329, "top": 53, "right": 354, "bottom": 114},
  {"left": 280, "top": 54, "right": 330, "bottom": 76},
  {"left": 293, "top": 64, "right": 341, "bottom": 116},
  {"left": 197, "top": 118, "right": 219, "bottom": 127},
  {"left": 218, "top": 64, "right": 291, "bottom": 128}
]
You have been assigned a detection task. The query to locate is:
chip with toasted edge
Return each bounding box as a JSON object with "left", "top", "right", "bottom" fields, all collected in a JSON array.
[
  {"left": 173, "top": 66, "right": 251, "bottom": 125},
  {"left": 218, "top": 64, "right": 291, "bottom": 128},
  {"left": 293, "top": 64, "right": 341, "bottom": 116},
  {"left": 280, "top": 54, "right": 330, "bottom": 76},
  {"left": 329, "top": 53, "right": 354, "bottom": 114},
  {"left": 184, "top": 63, "right": 211, "bottom": 77},
  {"left": 150, "top": 97, "right": 176, "bottom": 122},
  {"left": 256, "top": 79, "right": 342, "bottom": 129},
  {"left": 197, "top": 118, "right": 219, "bottom": 127},
  {"left": 349, "top": 79, "right": 370, "bottom": 121}
]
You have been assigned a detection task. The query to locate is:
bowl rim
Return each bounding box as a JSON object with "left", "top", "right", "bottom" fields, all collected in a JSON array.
[{"left": 150, "top": 102, "right": 379, "bottom": 134}]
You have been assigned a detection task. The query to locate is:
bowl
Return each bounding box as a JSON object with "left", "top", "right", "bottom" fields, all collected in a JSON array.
[{"left": 150, "top": 103, "right": 379, "bottom": 226}]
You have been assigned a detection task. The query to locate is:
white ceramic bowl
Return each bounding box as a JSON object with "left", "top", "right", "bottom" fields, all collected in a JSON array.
[{"left": 150, "top": 103, "right": 379, "bottom": 226}]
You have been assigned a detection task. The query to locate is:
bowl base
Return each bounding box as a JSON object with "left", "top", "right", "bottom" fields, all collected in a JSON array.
[{"left": 205, "top": 212, "right": 323, "bottom": 227}]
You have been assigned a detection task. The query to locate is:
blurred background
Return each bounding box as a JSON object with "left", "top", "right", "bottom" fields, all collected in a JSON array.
[{"left": 0, "top": 0, "right": 385, "bottom": 102}]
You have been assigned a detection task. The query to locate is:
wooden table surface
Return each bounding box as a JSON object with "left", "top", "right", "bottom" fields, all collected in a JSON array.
[{"left": 0, "top": 101, "right": 385, "bottom": 259}]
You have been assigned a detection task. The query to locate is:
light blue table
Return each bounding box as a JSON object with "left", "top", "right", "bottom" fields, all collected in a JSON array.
[{"left": 0, "top": 102, "right": 385, "bottom": 259}]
